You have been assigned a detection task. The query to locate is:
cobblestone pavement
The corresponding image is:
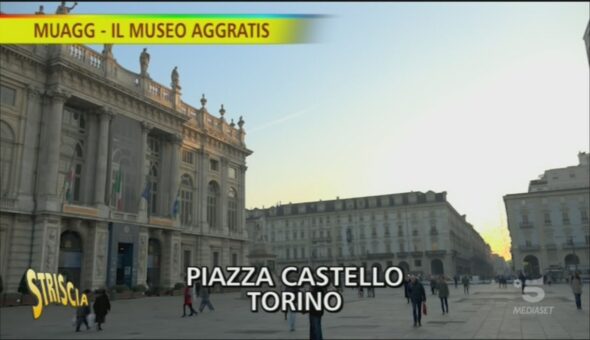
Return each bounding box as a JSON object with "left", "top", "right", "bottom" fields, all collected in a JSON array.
[{"left": 1, "top": 283, "right": 589, "bottom": 339}]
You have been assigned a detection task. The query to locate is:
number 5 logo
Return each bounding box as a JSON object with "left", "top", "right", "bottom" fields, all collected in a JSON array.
[{"left": 514, "top": 278, "right": 545, "bottom": 303}]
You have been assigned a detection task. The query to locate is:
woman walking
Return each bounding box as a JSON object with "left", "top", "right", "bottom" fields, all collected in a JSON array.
[{"left": 182, "top": 285, "right": 198, "bottom": 317}]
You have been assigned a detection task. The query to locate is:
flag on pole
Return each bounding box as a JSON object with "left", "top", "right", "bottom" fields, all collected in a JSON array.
[
  {"left": 140, "top": 176, "right": 151, "bottom": 217},
  {"left": 171, "top": 186, "right": 180, "bottom": 218},
  {"left": 64, "top": 165, "right": 75, "bottom": 204},
  {"left": 112, "top": 167, "right": 123, "bottom": 211},
  {"left": 61, "top": 148, "right": 77, "bottom": 205}
]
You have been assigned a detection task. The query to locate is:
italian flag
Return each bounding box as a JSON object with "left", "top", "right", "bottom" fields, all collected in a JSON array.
[
  {"left": 113, "top": 168, "right": 123, "bottom": 210},
  {"left": 64, "top": 166, "right": 75, "bottom": 204}
]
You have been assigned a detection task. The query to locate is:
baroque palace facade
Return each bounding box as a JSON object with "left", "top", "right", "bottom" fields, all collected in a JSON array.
[
  {"left": 247, "top": 191, "right": 494, "bottom": 278},
  {"left": 504, "top": 153, "right": 590, "bottom": 281},
  {"left": 0, "top": 43, "right": 252, "bottom": 293}
]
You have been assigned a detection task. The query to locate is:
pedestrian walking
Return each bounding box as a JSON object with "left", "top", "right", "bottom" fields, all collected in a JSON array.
[
  {"left": 571, "top": 272, "right": 583, "bottom": 310},
  {"left": 430, "top": 276, "right": 437, "bottom": 295},
  {"left": 518, "top": 271, "right": 526, "bottom": 294},
  {"left": 462, "top": 275, "right": 470, "bottom": 295},
  {"left": 93, "top": 289, "right": 111, "bottom": 331},
  {"left": 453, "top": 275, "right": 458, "bottom": 289},
  {"left": 198, "top": 282, "right": 215, "bottom": 312},
  {"left": 408, "top": 276, "right": 426, "bottom": 327},
  {"left": 286, "top": 284, "right": 300, "bottom": 331},
  {"left": 403, "top": 277, "right": 411, "bottom": 304},
  {"left": 306, "top": 285, "right": 326, "bottom": 340},
  {"left": 437, "top": 277, "right": 449, "bottom": 314},
  {"left": 75, "top": 289, "right": 91, "bottom": 332},
  {"left": 182, "top": 285, "right": 198, "bottom": 317},
  {"left": 358, "top": 286, "right": 364, "bottom": 298}
]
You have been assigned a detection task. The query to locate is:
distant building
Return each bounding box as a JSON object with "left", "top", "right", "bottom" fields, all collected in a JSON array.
[
  {"left": 247, "top": 191, "right": 494, "bottom": 278},
  {"left": 504, "top": 152, "right": 590, "bottom": 280},
  {"left": 491, "top": 253, "right": 510, "bottom": 277}
]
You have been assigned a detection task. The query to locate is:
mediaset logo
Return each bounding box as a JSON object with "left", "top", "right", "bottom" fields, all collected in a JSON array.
[
  {"left": 25, "top": 268, "right": 89, "bottom": 319},
  {"left": 512, "top": 278, "right": 554, "bottom": 315}
]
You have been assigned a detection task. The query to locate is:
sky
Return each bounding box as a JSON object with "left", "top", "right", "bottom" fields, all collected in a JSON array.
[{"left": 4, "top": 1, "right": 589, "bottom": 260}]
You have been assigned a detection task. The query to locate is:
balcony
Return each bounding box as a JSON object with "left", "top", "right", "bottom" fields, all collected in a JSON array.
[
  {"left": 544, "top": 243, "right": 557, "bottom": 250},
  {"left": 519, "top": 222, "right": 534, "bottom": 229},
  {"left": 425, "top": 250, "right": 447, "bottom": 257},
  {"left": 518, "top": 244, "right": 541, "bottom": 251},
  {"left": 367, "top": 252, "right": 394, "bottom": 259},
  {"left": 397, "top": 251, "right": 409, "bottom": 258}
]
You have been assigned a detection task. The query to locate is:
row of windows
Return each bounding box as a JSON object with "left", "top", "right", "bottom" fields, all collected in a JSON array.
[
  {"left": 181, "top": 150, "right": 238, "bottom": 180},
  {"left": 521, "top": 208, "right": 589, "bottom": 227}
]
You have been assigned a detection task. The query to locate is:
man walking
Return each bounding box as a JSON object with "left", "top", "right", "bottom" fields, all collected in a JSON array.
[
  {"left": 462, "top": 275, "right": 470, "bottom": 295},
  {"left": 571, "top": 272, "right": 583, "bottom": 310},
  {"left": 198, "top": 282, "right": 215, "bottom": 312},
  {"left": 437, "top": 276, "right": 449, "bottom": 314},
  {"left": 453, "top": 275, "right": 458, "bottom": 289},
  {"left": 518, "top": 271, "right": 526, "bottom": 294},
  {"left": 408, "top": 276, "right": 426, "bottom": 327}
]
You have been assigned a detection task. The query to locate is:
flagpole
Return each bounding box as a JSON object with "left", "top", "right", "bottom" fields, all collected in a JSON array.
[{"left": 60, "top": 146, "right": 77, "bottom": 207}]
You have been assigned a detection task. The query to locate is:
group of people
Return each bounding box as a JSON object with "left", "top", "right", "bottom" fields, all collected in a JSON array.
[
  {"left": 74, "top": 288, "right": 111, "bottom": 332},
  {"left": 181, "top": 281, "right": 215, "bottom": 317},
  {"left": 358, "top": 286, "right": 376, "bottom": 298}
]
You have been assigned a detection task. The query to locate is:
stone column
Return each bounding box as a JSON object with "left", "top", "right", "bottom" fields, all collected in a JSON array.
[
  {"left": 160, "top": 231, "right": 181, "bottom": 288},
  {"left": 94, "top": 107, "right": 113, "bottom": 207},
  {"left": 238, "top": 165, "right": 247, "bottom": 237},
  {"left": 82, "top": 221, "right": 109, "bottom": 290},
  {"left": 198, "top": 140, "right": 209, "bottom": 231},
  {"left": 17, "top": 86, "right": 44, "bottom": 211},
  {"left": 38, "top": 89, "right": 70, "bottom": 211},
  {"left": 220, "top": 157, "right": 228, "bottom": 234},
  {"left": 138, "top": 122, "right": 152, "bottom": 222},
  {"left": 30, "top": 215, "right": 62, "bottom": 273},
  {"left": 169, "top": 134, "right": 182, "bottom": 221},
  {"left": 136, "top": 227, "right": 149, "bottom": 286}
]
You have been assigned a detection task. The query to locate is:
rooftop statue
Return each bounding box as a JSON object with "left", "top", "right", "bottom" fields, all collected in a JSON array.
[
  {"left": 55, "top": 1, "right": 77, "bottom": 14},
  {"left": 140, "top": 48, "right": 150, "bottom": 77}
]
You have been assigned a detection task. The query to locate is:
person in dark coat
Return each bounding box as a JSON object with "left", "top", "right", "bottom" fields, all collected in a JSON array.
[
  {"left": 518, "top": 271, "right": 526, "bottom": 294},
  {"left": 408, "top": 276, "right": 426, "bottom": 327},
  {"left": 307, "top": 285, "right": 326, "bottom": 340},
  {"left": 453, "top": 275, "right": 458, "bottom": 289},
  {"left": 462, "top": 275, "right": 470, "bottom": 295},
  {"left": 437, "top": 276, "right": 449, "bottom": 314},
  {"left": 93, "top": 289, "right": 111, "bottom": 331},
  {"left": 75, "top": 289, "right": 91, "bottom": 332},
  {"left": 403, "top": 277, "right": 411, "bottom": 304}
]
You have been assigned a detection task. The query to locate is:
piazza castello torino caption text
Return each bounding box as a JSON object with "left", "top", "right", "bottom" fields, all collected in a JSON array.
[{"left": 186, "top": 266, "right": 404, "bottom": 313}]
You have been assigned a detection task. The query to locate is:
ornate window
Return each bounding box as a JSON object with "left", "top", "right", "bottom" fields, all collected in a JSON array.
[
  {"left": 180, "top": 175, "right": 193, "bottom": 226},
  {"left": 207, "top": 181, "right": 219, "bottom": 228}
]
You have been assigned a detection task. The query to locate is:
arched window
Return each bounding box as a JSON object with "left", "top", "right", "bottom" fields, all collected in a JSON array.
[
  {"left": 0, "top": 121, "right": 15, "bottom": 196},
  {"left": 180, "top": 175, "right": 193, "bottom": 226},
  {"left": 228, "top": 187, "right": 238, "bottom": 231},
  {"left": 207, "top": 181, "right": 219, "bottom": 228}
]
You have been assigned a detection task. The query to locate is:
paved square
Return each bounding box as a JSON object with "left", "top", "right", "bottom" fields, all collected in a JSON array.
[{"left": 1, "top": 283, "right": 588, "bottom": 339}]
